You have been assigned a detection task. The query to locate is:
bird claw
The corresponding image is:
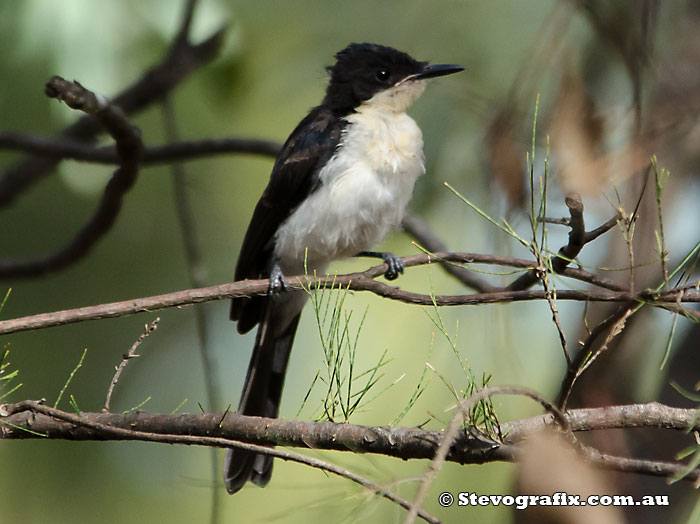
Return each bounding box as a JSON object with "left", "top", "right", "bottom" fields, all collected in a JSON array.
[{"left": 382, "top": 253, "right": 404, "bottom": 281}]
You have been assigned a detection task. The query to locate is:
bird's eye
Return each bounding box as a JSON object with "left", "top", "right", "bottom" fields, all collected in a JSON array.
[{"left": 375, "top": 69, "right": 390, "bottom": 82}]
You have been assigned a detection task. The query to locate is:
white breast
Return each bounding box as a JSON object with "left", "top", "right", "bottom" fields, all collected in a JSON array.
[{"left": 274, "top": 105, "right": 425, "bottom": 275}]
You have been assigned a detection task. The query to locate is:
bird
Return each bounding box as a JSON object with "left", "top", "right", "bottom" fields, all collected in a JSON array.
[{"left": 224, "top": 43, "right": 464, "bottom": 494}]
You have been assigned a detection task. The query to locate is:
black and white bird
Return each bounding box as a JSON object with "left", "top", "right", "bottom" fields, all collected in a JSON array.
[{"left": 224, "top": 43, "right": 463, "bottom": 494}]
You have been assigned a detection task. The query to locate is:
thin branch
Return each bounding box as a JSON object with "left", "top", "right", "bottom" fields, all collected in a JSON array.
[
  {"left": 103, "top": 318, "right": 159, "bottom": 412},
  {"left": 0, "top": 133, "right": 281, "bottom": 164},
  {"left": 0, "top": 77, "right": 143, "bottom": 278},
  {"left": 501, "top": 402, "right": 700, "bottom": 441},
  {"left": 584, "top": 212, "right": 623, "bottom": 243},
  {"left": 539, "top": 216, "right": 570, "bottom": 226},
  {"left": 586, "top": 448, "right": 700, "bottom": 484},
  {"left": 539, "top": 244, "right": 572, "bottom": 365},
  {"left": 1, "top": 253, "right": 698, "bottom": 336},
  {"left": 172, "top": 0, "right": 198, "bottom": 51}
]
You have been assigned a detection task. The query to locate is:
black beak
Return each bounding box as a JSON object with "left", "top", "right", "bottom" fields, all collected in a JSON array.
[{"left": 414, "top": 63, "right": 465, "bottom": 80}]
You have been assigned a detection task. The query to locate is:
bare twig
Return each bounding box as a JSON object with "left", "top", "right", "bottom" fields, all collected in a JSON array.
[
  {"left": 501, "top": 402, "right": 700, "bottom": 441},
  {"left": 539, "top": 216, "right": 570, "bottom": 226},
  {"left": 0, "top": 77, "right": 143, "bottom": 278},
  {"left": 542, "top": 281, "right": 571, "bottom": 365},
  {"left": 103, "top": 318, "right": 159, "bottom": 412},
  {"left": 585, "top": 448, "right": 700, "bottom": 484},
  {"left": 584, "top": 212, "right": 622, "bottom": 243},
  {"left": 540, "top": 248, "right": 572, "bottom": 365},
  {"left": 0, "top": 133, "right": 281, "bottom": 164},
  {"left": 172, "top": 0, "right": 198, "bottom": 51}
]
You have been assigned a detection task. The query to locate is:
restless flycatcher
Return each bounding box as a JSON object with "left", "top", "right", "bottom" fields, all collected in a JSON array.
[{"left": 225, "top": 43, "right": 464, "bottom": 494}]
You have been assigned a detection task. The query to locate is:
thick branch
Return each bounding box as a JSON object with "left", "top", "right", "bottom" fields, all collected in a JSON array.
[
  {"left": 0, "top": 401, "right": 508, "bottom": 465},
  {"left": 1, "top": 400, "right": 440, "bottom": 523},
  {"left": 2, "top": 401, "right": 697, "bottom": 483}
]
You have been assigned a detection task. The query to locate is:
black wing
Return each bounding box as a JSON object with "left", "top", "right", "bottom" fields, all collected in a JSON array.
[{"left": 231, "top": 105, "right": 344, "bottom": 333}]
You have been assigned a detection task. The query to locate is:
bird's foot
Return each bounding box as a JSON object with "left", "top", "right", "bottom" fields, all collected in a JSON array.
[
  {"left": 380, "top": 253, "right": 404, "bottom": 280},
  {"left": 356, "top": 251, "right": 404, "bottom": 281}
]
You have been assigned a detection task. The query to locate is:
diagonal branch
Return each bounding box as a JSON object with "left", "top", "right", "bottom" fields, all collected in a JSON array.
[
  {"left": 402, "top": 213, "right": 497, "bottom": 293},
  {"left": 556, "top": 303, "right": 638, "bottom": 409},
  {"left": 103, "top": 318, "right": 160, "bottom": 412}
]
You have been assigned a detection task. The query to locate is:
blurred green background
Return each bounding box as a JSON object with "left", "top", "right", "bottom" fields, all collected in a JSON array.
[{"left": 1, "top": 1, "right": 698, "bottom": 523}]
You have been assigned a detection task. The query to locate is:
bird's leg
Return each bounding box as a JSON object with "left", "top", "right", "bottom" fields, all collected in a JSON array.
[
  {"left": 268, "top": 256, "right": 288, "bottom": 295},
  {"left": 356, "top": 251, "right": 404, "bottom": 281}
]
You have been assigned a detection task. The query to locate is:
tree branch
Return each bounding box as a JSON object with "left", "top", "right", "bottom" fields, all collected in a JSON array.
[
  {"left": 509, "top": 193, "right": 600, "bottom": 291},
  {"left": 2, "top": 400, "right": 697, "bottom": 485},
  {"left": 103, "top": 318, "right": 159, "bottom": 412},
  {"left": 0, "top": 400, "right": 441, "bottom": 524},
  {"left": 0, "top": 133, "right": 282, "bottom": 164},
  {"left": 501, "top": 402, "right": 700, "bottom": 441},
  {"left": 0, "top": 253, "right": 697, "bottom": 336}
]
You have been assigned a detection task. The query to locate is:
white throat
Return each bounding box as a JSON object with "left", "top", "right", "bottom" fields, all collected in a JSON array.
[{"left": 358, "top": 78, "right": 427, "bottom": 114}]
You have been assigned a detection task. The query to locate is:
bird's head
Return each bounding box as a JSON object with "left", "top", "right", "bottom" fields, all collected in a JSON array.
[{"left": 323, "top": 43, "right": 464, "bottom": 115}]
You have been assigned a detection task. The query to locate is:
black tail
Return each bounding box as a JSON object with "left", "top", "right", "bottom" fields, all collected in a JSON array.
[{"left": 224, "top": 304, "right": 301, "bottom": 494}]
